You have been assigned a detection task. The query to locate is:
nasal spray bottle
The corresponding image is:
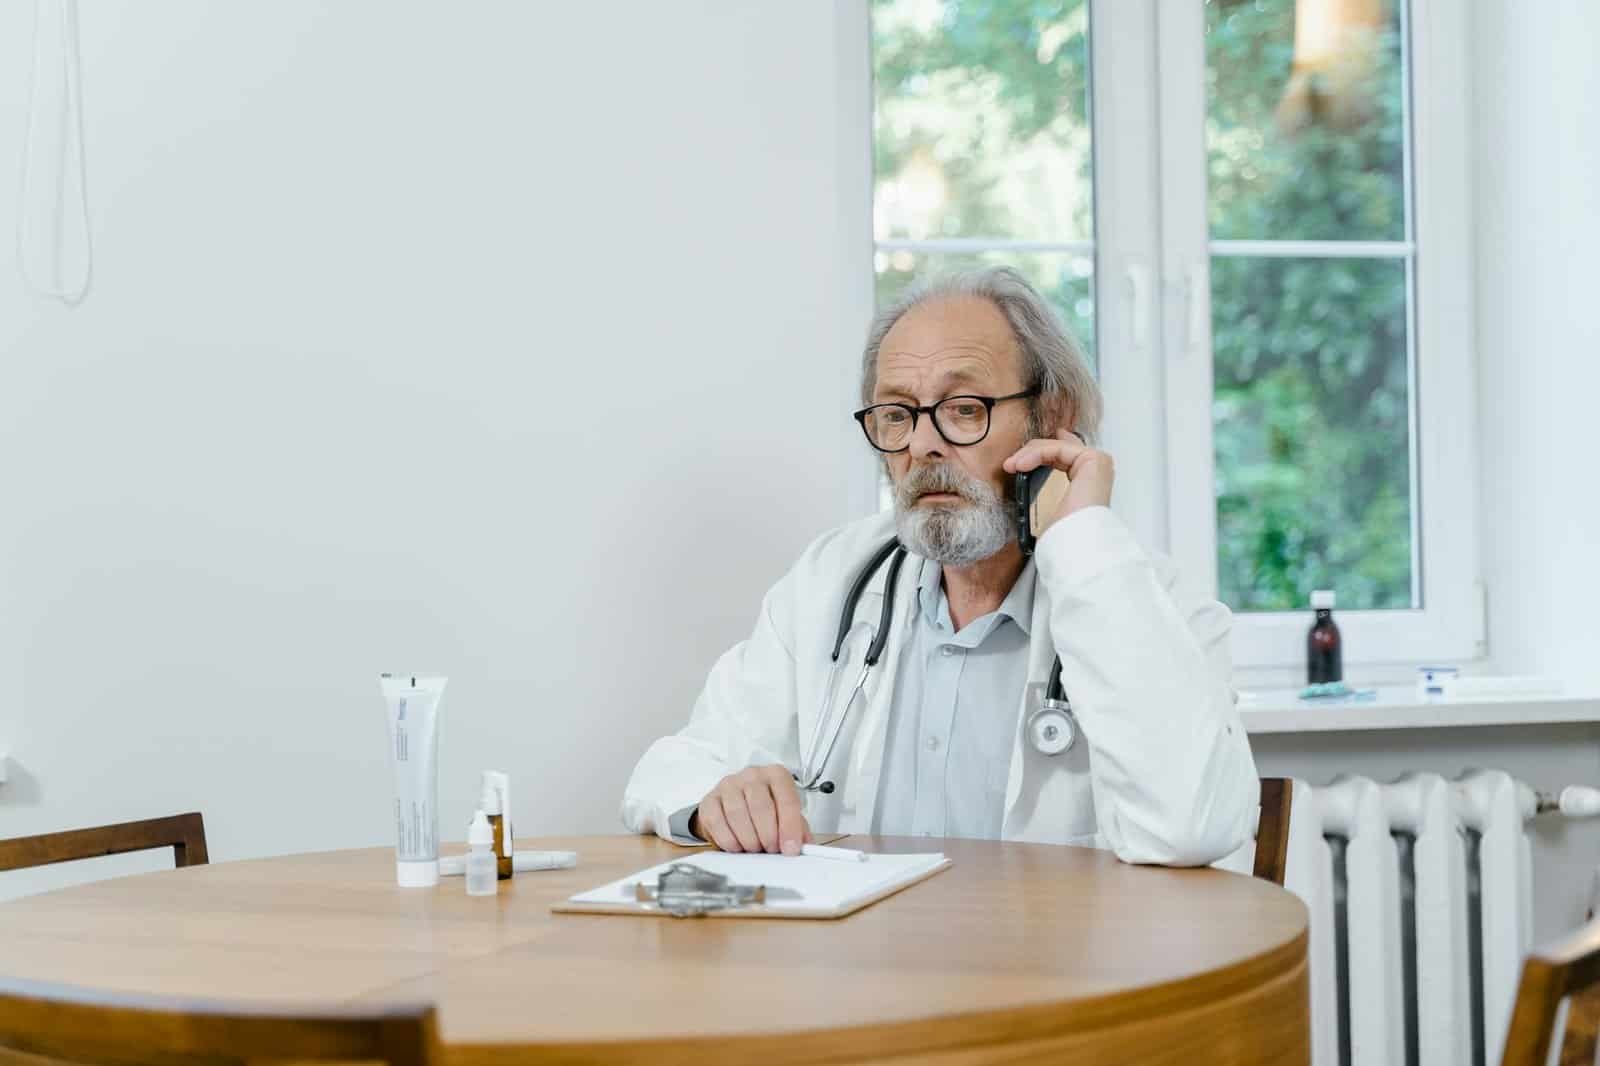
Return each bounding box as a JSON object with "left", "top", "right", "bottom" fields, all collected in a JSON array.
[
  {"left": 480, "top": 770, "right": 513, "bottom": 880},
  {"left": 465, "top": 810, "right": 497, "bottom": 897}
]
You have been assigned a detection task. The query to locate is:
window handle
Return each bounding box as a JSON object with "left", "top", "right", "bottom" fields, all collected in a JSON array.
[{"left": 1124, "top": 263, "right": 1149, "bottom": 350}]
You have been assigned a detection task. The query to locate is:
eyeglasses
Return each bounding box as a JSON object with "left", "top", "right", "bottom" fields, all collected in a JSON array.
[{"left": 853, "top": 385, "right": 1041, "bottom": 454}]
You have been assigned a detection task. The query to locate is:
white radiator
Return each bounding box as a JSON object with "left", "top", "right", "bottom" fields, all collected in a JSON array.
[{"left": 1224, "top": 771, "right": 1598, "bottom": 1066}]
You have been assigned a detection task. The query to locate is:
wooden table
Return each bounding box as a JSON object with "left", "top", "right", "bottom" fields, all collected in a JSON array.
[{"left": 0, "top": 835, "right": 1308, "bottom": 1064}]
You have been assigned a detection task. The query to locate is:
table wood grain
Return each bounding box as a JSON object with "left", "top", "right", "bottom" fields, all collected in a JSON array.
[{"left": 0, "top": 835, "right": 1309, "bottom": 1065}]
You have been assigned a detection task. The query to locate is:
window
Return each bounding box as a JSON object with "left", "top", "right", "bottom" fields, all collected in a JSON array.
[
  {"left": 1206, "top": 0, "right": 1414, "bottom": 613},
  {"left": 871, "top": 0, "right": 1097, "bottom": 364},
  {"left": 868, "top": 0, "right": 1480, "bottom": 672}
]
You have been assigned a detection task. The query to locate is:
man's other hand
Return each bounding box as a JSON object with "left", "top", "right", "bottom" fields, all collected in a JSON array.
[{"left": 689, "top": 765, "right": 814, "bottom": 855}]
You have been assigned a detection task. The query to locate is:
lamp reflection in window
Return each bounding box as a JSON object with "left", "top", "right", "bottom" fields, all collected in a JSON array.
[{"left": 1275, "top": 0, "right": 1386, "bottom": 133}]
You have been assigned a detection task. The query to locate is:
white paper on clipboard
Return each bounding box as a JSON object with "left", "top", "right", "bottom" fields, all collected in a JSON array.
[{"left": 555, "top": 850, "right": 950, "bottom": 919}]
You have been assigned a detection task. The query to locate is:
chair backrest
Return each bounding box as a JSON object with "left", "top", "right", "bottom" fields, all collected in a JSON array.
[
  {"left": 0, "top": 978, "right": 438, "bottom": 1066},
  {"left": 0, "top": 812, "right": 209, "bottom": 873},
  {"left": 1252, "top": 777, "right": 1293, "bottom": 886},
  {"left": 1501, "top": 918, "right": 1600, "bottom": 1066}
]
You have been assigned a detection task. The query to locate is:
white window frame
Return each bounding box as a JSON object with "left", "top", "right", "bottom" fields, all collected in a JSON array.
[
  {"left": 863, "top": 0, "right": 1483, "bottom": 679},
  {"left": 1151, "top": 0, "right": 1482, "bottom": 677}
]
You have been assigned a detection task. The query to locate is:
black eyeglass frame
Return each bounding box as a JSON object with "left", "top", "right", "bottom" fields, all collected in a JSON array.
[{"left": 852, "top": 385, "right": 1043, "bottom": 454}]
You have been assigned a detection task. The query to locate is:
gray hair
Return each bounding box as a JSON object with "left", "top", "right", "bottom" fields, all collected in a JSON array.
[{"left": 860, "top": 266, "right": 1102, "bottom": 444}]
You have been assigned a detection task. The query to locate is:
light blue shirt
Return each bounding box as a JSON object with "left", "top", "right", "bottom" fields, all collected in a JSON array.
[
  {"left": 871, "top": 556, "right": 1034, "bottom": 839},
  {"left": 669, "top": 554, "right": 1036, "bottom": 845}
]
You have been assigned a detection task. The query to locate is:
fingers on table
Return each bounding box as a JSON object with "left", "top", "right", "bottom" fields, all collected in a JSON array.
[
  {"left": 702, "top": 767, "right": 811, "bottom": 854},
  {"left": 695, "top": 795, "right": 742, "bottom": 853},
  {"left": 743, "top": 780, "right": 783, "bottom": 854},
  {"left": 767, "top": 767, "right": 810, "bottom": 856},
  {"left": 718, "top": 784, "right": 764, "bottom": 852}
]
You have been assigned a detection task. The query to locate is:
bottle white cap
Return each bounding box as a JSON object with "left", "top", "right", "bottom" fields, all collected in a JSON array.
[
  {"left": 479, "top": 771, "right": 503, "bottom": 814},
  {"left": 395, "top": 859, "right": 439, "bottom": 888},
  {"left": 468, "top": 809, "right": 494, "bottom": 848},
  {"left": 1311, "top": 590, "right": 1336, "bottom": 609},
  {"left": 479, "top": 770, "right": 511, "bottom": 855}
]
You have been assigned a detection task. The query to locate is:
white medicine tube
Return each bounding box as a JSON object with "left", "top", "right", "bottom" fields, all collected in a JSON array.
[{"left": 379, "top": 674, "right": 446, "bottom": 887}]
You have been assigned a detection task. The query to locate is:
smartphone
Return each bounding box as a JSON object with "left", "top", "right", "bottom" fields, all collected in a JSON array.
[{"left": 1014, "top": 467, "right": 1071, "bottom": 556}]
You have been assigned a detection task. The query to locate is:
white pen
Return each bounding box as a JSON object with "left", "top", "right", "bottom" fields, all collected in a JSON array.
[
  {"left": 438, "top": 850, "right": 578, "bottom": 876},
  {"left": 801, "top": 843, "right": 868, "bottom": 862}
]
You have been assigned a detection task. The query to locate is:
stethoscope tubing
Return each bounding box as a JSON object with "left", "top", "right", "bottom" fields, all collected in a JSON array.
[
  {"left": 797, "top": 656, "right": 870, "bottom": 793},
  {"left": 797, "top": 538, "right": 1077, "bottom": 795}
]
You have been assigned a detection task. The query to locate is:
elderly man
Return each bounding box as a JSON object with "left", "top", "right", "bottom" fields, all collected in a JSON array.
[{"left": 622, "top": 267, "right": 1257, "bottom": 865}]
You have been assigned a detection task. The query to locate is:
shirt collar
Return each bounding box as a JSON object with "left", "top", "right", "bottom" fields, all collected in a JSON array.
[{"left": 914, "top": 555, "right": 1036, "bottom": 637}]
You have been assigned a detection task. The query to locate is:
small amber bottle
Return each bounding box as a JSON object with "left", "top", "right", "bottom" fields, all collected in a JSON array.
[
  {"left": 1307, "top": 590, "right": 1342, "bottom": 684},
  {"left": 479, "top": 770, "right": 514, "bottom": 880}
]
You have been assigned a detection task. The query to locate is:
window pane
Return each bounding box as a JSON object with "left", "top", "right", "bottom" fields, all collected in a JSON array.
[
  {"left": 871, "top": 0, "right": 1093, "bottom": 242},
  {"left": 875, "top": 250, "right": 1096, "bottom": 370},
  {"left": 1211, "top": 256, "right": 1413, "bottom": 611},
  {"left": 1205, "top": 0, "right": 1407, "bottom": 242}
]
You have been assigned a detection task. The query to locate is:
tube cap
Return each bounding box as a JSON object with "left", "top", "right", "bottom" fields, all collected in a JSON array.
[
  {"left": 395, "top": 859, "right": 439, "bottom": 888},
  {"left": 1310, "top": 590, "right": 1336, "bottom": 609}
]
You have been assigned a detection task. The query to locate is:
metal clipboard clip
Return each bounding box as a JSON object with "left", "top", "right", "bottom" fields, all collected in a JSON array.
[{"left": 632, "top": 862, "right": 796, "bottom": 918}]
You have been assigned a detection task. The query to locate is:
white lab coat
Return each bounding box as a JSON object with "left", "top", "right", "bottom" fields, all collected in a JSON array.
[{"left": 621, "top": 505, "right": 1258, "bottom": 865}]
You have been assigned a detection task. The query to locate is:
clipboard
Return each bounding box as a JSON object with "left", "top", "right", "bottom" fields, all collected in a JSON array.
[{"left": 552, "top": 850, "right": 951, "bottom": 920}]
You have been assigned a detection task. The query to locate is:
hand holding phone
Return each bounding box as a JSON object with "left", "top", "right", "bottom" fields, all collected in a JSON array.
[
  {"left": 1014, "top": 467, "right": 1071, "bottom": 556},
  {"left": 1005, "top": 429, "right": 1116, "bottom": 550}
]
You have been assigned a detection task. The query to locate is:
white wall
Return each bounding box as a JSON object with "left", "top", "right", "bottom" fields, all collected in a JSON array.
[
  {"left": 1466, "top": 0, "right": 1600, "bottom": 932},
  {"left": 0, "top": 1, "right": 873, "bottom": 896},
  {"left": 1474, "top": 0, "right": 1600, "bottom": 690}
]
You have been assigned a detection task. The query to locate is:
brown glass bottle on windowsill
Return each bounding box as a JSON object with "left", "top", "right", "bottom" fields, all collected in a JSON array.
[{"left": 1307, "top": 590, "right": 1342, "bottom": 684}]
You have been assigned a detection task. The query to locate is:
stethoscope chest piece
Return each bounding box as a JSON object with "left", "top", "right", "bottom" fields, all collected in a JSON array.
[{"left": 1028, "top": 698, "right": 1077, "bottom": 757}]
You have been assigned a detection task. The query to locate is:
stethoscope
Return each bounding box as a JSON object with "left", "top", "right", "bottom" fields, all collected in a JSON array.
[{"left": 794, "top": 537, "right": 1078, "bottom": 795}]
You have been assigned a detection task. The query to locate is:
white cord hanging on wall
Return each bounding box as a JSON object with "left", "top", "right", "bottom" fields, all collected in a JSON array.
[{"left": 17, "top": 0, "right": 93, "bottom": 306}]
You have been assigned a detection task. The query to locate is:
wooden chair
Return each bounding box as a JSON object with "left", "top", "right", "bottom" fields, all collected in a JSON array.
[
  {"left": 1251, "top": 777, "right": 1293, "bottom": 887},
  {"left": 0, "top": 977, "right": 438, "bottom": 1066},
  {"left": 1503, "top": 919, "right": 1600, "bottom": 1066},
  {"left": 0, "top": 812, "right": 209, "bottom": 873}
]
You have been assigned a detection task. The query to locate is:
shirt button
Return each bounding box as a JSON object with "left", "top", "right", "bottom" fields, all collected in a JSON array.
[
  {"left": 941, "top": 645, "right": 957, "bottom": 657},
  {"left": 926, "top": 735, "right": 941, "bottom": 752}
]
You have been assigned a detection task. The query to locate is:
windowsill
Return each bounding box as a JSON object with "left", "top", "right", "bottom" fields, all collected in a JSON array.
[{"left": 1238, "top": 686, "right": 1600, "bottom": 734}]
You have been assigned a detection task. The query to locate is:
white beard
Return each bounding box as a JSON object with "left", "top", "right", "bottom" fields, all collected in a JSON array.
[{"left": 892, "top": 463, "right": 1014, "bottom": 565}]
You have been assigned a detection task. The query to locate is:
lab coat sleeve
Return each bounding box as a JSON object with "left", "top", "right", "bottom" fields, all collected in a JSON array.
[
  {"left": 620, "top": 574, "right": 802, "bottom": 845},
  {"left": 1034, "top": 505, "right": 1257, "bottom": 866}
]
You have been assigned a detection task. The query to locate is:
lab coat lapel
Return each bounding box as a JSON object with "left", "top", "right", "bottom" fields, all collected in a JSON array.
[
  {"left": 1002, "top": 570, "right": 1058, "bottom": 834},
  {"left": 835, "top": 554, "right": 917, "bottom": 835}
]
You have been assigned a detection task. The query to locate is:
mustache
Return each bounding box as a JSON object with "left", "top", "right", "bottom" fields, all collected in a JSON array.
[{"left": 895, "top": 463, "right": 994, "bottom": 507}]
